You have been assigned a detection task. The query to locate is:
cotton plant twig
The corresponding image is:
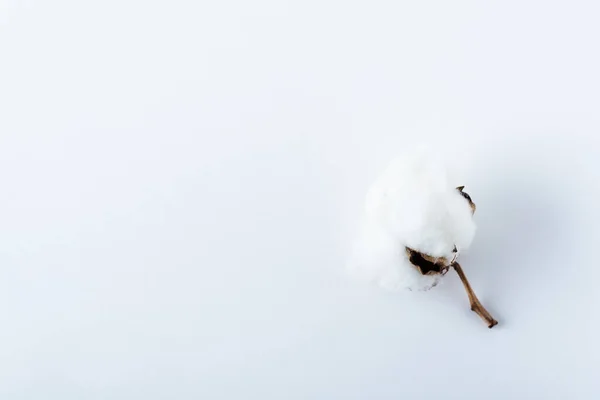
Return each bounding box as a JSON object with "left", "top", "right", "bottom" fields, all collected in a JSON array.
[
  {"left": 452, "top": 262, "right": 498, "bottom": 328},
  {"left": 406, "top": 246, "right": 498, "bottom": 328}
]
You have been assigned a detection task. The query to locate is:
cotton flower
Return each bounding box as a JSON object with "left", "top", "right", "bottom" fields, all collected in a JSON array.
[{"left": 349, "top": 147, "right": 497, "bottom": 328}]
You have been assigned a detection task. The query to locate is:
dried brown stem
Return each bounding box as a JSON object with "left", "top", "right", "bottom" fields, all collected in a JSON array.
[{"left": 452, "top": 262, "right": 498, "bottom": 328}]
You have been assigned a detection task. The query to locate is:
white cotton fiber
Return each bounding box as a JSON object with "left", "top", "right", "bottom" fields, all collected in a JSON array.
[{"left": 348, "top": 147, "right": 477, "bottom": 291}]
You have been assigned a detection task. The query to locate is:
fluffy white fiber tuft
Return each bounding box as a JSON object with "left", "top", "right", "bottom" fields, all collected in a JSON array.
[{"left": 348, "top": 147, "right": 477, "bottom": 291}]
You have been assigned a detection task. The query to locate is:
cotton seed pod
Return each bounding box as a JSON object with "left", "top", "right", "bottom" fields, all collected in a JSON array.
[{"left": 349, "top": 148, "right": 497, "bottom": 328}]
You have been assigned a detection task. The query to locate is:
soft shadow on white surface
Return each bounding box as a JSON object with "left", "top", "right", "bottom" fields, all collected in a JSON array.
[{"left": 462, "top": 141, "right": 578, "bottom": 329}]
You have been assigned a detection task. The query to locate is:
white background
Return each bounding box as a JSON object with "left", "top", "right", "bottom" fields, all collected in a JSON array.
[{"left": 1, "top": 1, "right": 600, "bottom": 398}]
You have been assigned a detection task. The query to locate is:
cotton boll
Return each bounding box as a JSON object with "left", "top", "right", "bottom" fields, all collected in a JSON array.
[{"left": 349, "top": 148, "right": 477, "bottom": 291}]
